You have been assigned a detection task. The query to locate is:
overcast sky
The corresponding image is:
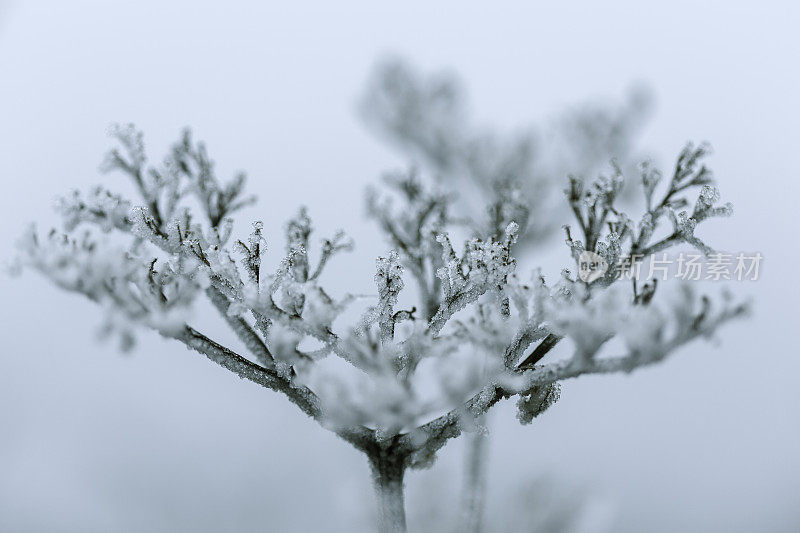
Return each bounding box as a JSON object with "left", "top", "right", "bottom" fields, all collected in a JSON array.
[{"left": 1, "top": 2, "right": 798, "bottom": 532}]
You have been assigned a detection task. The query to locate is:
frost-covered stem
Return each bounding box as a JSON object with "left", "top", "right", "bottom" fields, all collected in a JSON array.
[
  {"left": 427, "top": 293, "right": 470, "bottom": 336},
  {"left": 459, "top": 420, "right": 488, "bottom": 533},
  {"left": 173, "top": 325, "right": 376, "bottom": 450},
  {"left": 521, "top": 306, "right": 747, "bottom": 388},
  {"left": 402, "top": 385, "right": 507, "bottom": 467},
  {"left": 368, "top": 452, "right": 408, "bottom": 533},
  {"left": 206, "top": 286, "right": 273, "bottom": 367},
  {"left": 174, "top": 326, "right": 321, "bottom": 419},
  {"left": 406, "top": 301, "right": 746, "bottom": 464},
  {"left": 516, "top": 333, "right": 562, "bottom": 370}
]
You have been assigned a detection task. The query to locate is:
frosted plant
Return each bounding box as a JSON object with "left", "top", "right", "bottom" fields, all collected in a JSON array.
[{"left": 15, "top": 121, "right": 746, "bottom": 532}]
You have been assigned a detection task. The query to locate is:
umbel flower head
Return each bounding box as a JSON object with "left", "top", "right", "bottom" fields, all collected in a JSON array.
[{"left": 14, "top": 122, "right": 747, "bottom": 532}]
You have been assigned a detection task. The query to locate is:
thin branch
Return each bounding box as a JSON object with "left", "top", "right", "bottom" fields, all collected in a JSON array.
[
  {"left": 401, "top": 301, "right": 746, "bottom": 465},
  {"left": 174, "top": 325, "right": 320, "bottom": 419},
  {"left": 399, "top": 384, "right": 506, "bottom": 467},
  {"left": 518, "top": 304, "right": 748, "bottom": 390},
  {"left": 516, "top": 333, "right": 563, "bottom": 370},
  {"left": 206, "top": 286, "right": 273, "bottom": 367},
  {"left": 174, "top": 325, "right": 377, "bottom": 452}
]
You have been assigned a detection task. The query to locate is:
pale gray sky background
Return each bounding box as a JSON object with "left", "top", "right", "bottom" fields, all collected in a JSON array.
[{"left": 1, "top": 2, "right": 798, "bottom": 532}]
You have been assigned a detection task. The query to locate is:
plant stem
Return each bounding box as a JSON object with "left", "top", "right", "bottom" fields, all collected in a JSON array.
[
  {"left": 459, "top": 419, "right": 488, "bottom": 533},
  {"left": 369, "top": 452, "right": 408, "bottom": 533}
]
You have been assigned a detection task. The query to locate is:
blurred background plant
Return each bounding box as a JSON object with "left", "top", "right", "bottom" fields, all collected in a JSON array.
[{"left": 360, "top": 57, "right": 652, "bottom": 248}]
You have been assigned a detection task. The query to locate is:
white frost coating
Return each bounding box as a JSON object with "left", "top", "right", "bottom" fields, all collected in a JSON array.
[
  {"left": 57, "top": 187, "right": 132, "bottom": 232},
  {"left": 16, "top": 123, "right": 749, "bottom": 533},
  {"left": 17, "top": 225, "right": 199, "bottom": 349}
]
